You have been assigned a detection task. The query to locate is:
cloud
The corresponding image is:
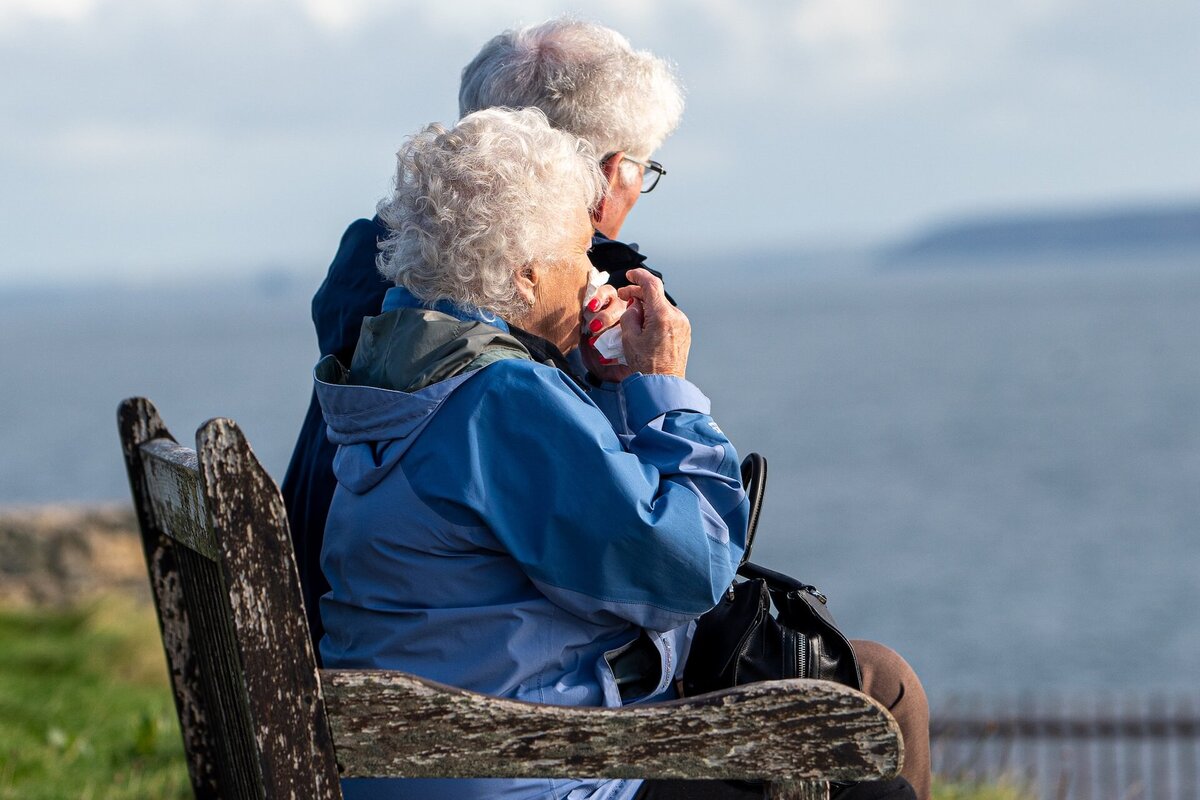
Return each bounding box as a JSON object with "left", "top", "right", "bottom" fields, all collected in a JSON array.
[
  {"left": 793, "top": 0, "right": 900, "bottom": 49},
  {"left": 0, "top": 0, "right": 99, "bottom": 27},
  {"left": 45, "top": 121, "right": 207, "bottom": 166},
  {"left": 0, "top": 0, "right": 1197, "bottom": 282}
]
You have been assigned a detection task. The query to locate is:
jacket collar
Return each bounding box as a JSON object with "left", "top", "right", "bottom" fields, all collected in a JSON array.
[
  {"left": 379, "top": 286, "right": 587, "bottom": 390},
  {"left": 381, "top": 286, "right": 510, "bottom": 333}
]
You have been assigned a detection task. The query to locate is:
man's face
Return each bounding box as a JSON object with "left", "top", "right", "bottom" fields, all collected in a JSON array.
[{"left": 592, "top": 155, "right": 645, "bottom": 239}]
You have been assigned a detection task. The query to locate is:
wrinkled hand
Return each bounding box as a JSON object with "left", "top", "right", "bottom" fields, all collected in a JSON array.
[
  {"left": 616, "top": 268, "right": 690, "bottom": 379},
  {"left": 580, "top": 283, "right": 633, "bottom": 382}
]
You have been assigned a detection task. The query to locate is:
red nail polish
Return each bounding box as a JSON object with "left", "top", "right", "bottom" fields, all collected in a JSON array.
[
  {"left": 600, "top": 357, "right": 614, "bottom": 365},
  {"left": 589, "top": 319, "right": 603, "bottom": 332},
  {"left": 587, "top": 298, "right": 599, "bottom": 312},
  {"left": 588, "top": 336, "right": 598, "bottom": 347}
]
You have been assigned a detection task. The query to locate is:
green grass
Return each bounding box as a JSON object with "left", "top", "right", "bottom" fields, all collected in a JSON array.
[
  {"left": 0, "top": 596, "right": 1024, "bottom": 800},
  {"left": 932, "top": 777, "right": 1034, "bottom": 800},
  {"left": 0, "top": 597, "right": 190, "bottom": 800}
]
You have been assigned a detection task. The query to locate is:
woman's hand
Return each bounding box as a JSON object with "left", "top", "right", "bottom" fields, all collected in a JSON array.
[
  {"left": 580, "top": 284, "right": 633, "bottom": 382},
  {"left": 617, "top": 268, "right": 690, "bottom": 379}
]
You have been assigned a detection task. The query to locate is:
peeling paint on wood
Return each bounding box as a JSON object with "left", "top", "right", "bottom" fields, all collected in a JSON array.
[
  {"left": 148, "top": 545, "right": 215, "bottom": 791},
  {"left": 118, "top": 398, "right": 221, "bottom": 797},
  {"left": 197, "top": 418, "right": 341, "bottom": 799},
  {"left": 140, "top": 438, "right": 217, "bottom": 560}
]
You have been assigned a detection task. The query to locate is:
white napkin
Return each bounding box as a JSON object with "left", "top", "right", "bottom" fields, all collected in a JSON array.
[{"left": 584, "top": 268, "right": 627, "bottom": 365}]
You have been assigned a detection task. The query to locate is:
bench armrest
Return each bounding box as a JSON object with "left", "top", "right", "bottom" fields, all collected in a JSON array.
[{"left": 321, "top": 669, "right": 902, "bottom": 783}]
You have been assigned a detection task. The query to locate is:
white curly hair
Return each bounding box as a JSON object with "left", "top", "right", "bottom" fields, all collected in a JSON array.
[
  {"left": 459, "top": 18, "right": 684, "bottom": 163},
  {"left": 376, "top": 107, "right": 606, "bottom": 318}
]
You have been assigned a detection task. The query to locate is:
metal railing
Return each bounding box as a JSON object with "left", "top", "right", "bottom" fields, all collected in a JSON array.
[{"left": 931, "top": 693, "right": 1200, "bottom": 799}]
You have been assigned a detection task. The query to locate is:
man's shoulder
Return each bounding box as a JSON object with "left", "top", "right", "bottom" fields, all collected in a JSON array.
[
  {"left": 588, "top": 232, "right": 648, "bottom": 274},
  {"left": 338, "top": 216, "right": 389, "bottom": 255},
  {"left": 320, "top": 216, "right": 390, "bottom": 292},
  {"left": 589, "top": 233, "right": 676, "bottom": 305},
  {"left": 312, "top": 215, "right": 394, "bottom": 360}
]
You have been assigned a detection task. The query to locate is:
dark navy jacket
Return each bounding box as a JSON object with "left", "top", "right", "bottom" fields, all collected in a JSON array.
[
  {"left": 281, "top": 217, "right": 673, "bottom": 652},
  {"left": 281, "top": 217, "right": 392, "bottom": 650}
]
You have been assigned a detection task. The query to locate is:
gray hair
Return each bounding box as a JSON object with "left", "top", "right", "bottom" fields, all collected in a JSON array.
[
  {"left": 376, "top": 108, "right": 606, "bottom": 318},
  {"left": 459, "top": 18, "right": 684, "bottom": 162}
]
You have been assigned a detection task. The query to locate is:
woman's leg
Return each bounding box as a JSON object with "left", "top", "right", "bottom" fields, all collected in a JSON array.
[{"left": 851, "top": 640, "right": 931, "bottom": 800}]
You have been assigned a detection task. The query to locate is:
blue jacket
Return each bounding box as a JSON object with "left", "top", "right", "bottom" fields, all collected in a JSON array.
[
  {"left": 316, "top": 287, "right": 747, "bottom": 800},
  {"left": 282, "top": 218, "right": 672, "bottom": 652}
]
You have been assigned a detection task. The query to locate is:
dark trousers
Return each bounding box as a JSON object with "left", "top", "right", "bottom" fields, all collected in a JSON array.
[
  {"left": 635, "top": 778, "right": 915, "bottom": 799},
  {"left": 636, "top": 640, "right": 930, "bottom": 800}
]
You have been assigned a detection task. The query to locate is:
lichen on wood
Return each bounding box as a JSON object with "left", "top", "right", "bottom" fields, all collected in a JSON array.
[{"left": 322, "top": 669, "right": 901, "bottom": 784}]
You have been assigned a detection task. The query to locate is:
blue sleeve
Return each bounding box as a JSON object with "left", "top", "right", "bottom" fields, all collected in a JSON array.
[
  {"left": 586, "top": 380, "right": 630, "bottom": 434},
  {"left": 464, "top": 361, "right": 748, "bottom": 632},
  {"left": 564, "top": 349, "right": 628, "bottom": 433}
]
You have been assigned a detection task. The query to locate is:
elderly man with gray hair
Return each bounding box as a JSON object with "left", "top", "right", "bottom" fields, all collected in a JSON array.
[
  {"left": 459, "top": 19, "right": 681, "bottom": 265},
  {"left": 283, "top": 18, "right": 685, "bottom": 656}
]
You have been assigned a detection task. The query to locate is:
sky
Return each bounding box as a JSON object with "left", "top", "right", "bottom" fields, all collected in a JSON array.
[{"left": 1, "top": 0, "right": 1197, "bottom": 286}]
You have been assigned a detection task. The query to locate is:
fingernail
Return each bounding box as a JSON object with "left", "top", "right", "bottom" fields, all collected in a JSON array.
[
  {"left": 588, "top": 336, "right": 598, "bottom": 347},
  {"left": 587, "top": 298, "right": 599, "bottom": 312},
  {"left": 588, "top": 319, "right": 603, "bottom": 332},
  {"left": 600, "top": 357, "right": 614, "bottom": 365}
]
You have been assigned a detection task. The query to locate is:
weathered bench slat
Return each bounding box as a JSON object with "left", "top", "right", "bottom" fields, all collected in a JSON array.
[
  {"left": 136, "top": 434, "right": 268, "bottom": 796},
  {"left": 119, "top": 396, "right": 903, "bottom": 800},
  {"left": 139, "top": 438, "right": 218, "bottom": 559},
  {"left": 197, "top": 420, "right": 342, "bottom": 800},
  {"left": 323, "top": 670, "right": 902, "bottom": 782},
  {"left": 118, "top": 398, "right": 224, "bottom": 797}
]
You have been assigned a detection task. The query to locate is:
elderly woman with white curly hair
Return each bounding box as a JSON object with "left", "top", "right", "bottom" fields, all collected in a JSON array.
[
  {"left": 314, "top": 106, "right": 746, "bottom": 800},
  {"left": 283, "top": 22, "right": 687, "bottom": 632}
]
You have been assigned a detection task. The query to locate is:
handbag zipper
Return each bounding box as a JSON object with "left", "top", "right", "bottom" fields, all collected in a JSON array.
[
  {"left": 784, "top": 588, "right": 816, "bottom": 678},
  {"left": 795, "top": 629, "right": 809, "bottom": 679}
]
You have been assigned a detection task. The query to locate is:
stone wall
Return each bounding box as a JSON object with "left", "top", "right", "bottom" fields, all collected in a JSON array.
[{"left": 0, "top": 504, "right": 149, "bottom": 606}]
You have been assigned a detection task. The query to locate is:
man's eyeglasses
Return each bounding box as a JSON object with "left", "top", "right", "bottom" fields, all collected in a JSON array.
[{"left": 605, "top": 153, "right": 667, "bottom": 193}]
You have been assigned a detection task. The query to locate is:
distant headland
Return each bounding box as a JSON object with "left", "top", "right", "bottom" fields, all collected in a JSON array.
[{"left": 882, "top": 200, "right": 1200, "bottom": 269}]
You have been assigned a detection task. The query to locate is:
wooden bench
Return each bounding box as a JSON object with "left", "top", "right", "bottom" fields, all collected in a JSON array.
[{"left": 117, "top": 396, "right": 902, "bottom": 800}]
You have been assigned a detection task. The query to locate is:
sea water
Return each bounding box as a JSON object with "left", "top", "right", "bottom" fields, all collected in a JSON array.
[{"left": 2, "top": 262, "right": 1198, "bottom": 695}]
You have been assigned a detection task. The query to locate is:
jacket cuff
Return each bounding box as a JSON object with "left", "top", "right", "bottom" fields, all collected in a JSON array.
[{"left": 621, "top": 373, "right": 711, "bottom": 430}]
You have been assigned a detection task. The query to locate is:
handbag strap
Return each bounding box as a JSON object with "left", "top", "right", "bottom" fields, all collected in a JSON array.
[
  {"left": 734, "top": 453, "right": 829, "bottom": 605},
  {"left": 736, "top": 560, "right": 826, "bottom": 603},
  {"left": 739, "top": 452, "right": 767, "bottom": 565}
]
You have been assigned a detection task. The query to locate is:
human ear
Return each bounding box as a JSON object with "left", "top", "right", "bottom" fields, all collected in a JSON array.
[
  {"left": 592, "top": 152, "right": 629, "bottom": 232},
  {"left": 590, "top": 193, "right": 607, "bottom": 228},
  {"left": 591, "top": 153, "right": 623, "bottom": 226},
  {"left": 513, "top": 263, "right": 540, "bottom": 306},
  {"left": 600, "top": 152, "right": 626, "bottom": 187}
]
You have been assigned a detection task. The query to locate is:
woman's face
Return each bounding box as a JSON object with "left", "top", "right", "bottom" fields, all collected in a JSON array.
[{"left": 519, "top": 207, "right": 595, "bottom": 353}]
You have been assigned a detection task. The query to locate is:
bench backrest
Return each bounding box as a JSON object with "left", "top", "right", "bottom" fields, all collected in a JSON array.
[{"left": 118, "top": 397, "right": 341, "bottom": 799}]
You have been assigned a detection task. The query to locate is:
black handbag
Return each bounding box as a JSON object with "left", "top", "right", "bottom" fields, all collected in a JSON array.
[{"left": 681, "top": 454, "right": 862, "bottom": 695}]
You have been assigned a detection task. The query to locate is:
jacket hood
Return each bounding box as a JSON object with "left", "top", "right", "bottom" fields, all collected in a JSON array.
[
  {"left": 348, "top": 307, "right": 528, "bottom": 394},
  {"left": 315, "top": 290, "right": 530, "bottom": 494}
]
